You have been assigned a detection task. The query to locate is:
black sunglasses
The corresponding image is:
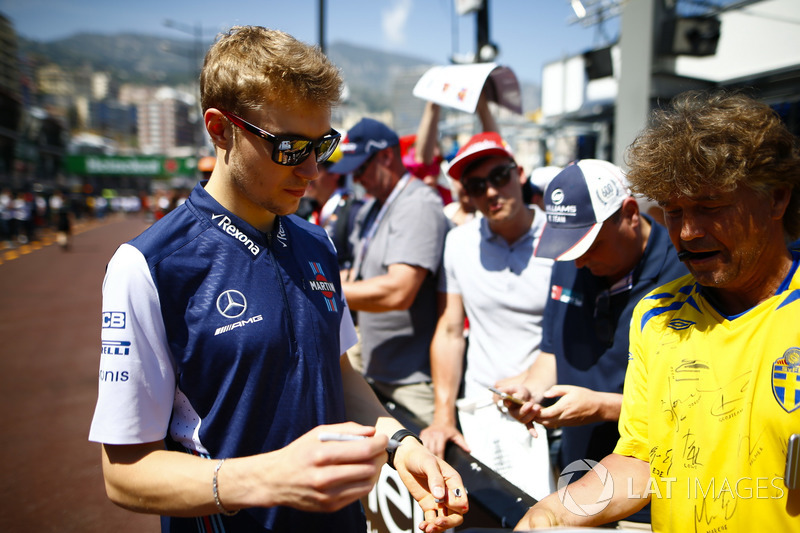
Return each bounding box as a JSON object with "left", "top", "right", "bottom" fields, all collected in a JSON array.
[
  {"left": 462, "top": 162, "right": 517, "bottom": 197},
  {"left": 220, "top": 110, "right": 341, "bottom": 166}
]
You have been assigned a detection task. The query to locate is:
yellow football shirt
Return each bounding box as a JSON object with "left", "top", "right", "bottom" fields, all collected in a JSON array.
[{"left": 615, "top": 255, "right": 800, "bottom": 532}]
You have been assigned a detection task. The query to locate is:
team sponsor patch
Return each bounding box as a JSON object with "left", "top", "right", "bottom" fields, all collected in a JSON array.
[
  {"left": 214, "top": 289, "right": 263, "bottom": 335},
  {"left": 216, "top": 289, "right": 247, "bottom": 318},
  {"left": 211, "top": 213, "right": 260, "bottom": 255},
  {"left": 99, "top": 369, "right": 129, "bottom": 382},
  {"left": 772, "top": 347, "right": 800, "bottom": 413},
  {"left": 550, "top": 284, "right": 583, "bottom": 306},
  {"left": 102, "top": 340, "right": 131, "bottom": 356},
  {"left": 214, "top": 315, "right": 263, "bottom": 336},
  {"left": 102, "top": 311, "right": 126, "bottom": 329},
  {"left": 308, "top": 261, "right": 338, "bottom": 312},
  {"left": 276, "top": 219, "right": 288, "bottom": 248}
]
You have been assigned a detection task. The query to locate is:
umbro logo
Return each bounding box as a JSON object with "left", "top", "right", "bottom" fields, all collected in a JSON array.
[{"left": 667, "top": 318, "right": 695, "bottom": 330}]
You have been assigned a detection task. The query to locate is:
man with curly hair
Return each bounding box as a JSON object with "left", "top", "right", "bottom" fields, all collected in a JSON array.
[{"left": 516, "top": 90, "right": 800, "bottom": 532}]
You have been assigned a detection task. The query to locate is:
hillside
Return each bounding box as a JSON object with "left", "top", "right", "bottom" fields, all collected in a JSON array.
[{"left": 18, "top": 32, "right": 437, "bottom": 111}]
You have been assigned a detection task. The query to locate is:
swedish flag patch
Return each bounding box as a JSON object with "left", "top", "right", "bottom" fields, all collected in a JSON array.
[{"left": 772, "top": 347, "right": 800, "bottom": 413}]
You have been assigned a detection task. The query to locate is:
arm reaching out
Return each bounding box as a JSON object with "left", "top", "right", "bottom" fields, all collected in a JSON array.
[
  {"left": 340, "top": 353, "right": 468, "bottom": 532},
  {"left": 514, "top": 453, "right": 651, "bottom": 530}
]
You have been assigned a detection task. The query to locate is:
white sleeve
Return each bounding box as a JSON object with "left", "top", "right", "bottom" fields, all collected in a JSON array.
[
  {"left": 88, "top": 244, "right": 176, "bottom": 444},
  {"left": 339, "top": 298, "right": 358, "bottom": 355}
]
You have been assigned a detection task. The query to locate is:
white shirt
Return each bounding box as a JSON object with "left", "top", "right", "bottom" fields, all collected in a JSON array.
[{"left": 440, "top": 205, "right": 553, "bottom": 398}]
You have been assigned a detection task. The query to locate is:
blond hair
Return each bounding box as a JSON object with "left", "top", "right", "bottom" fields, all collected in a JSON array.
[{"left": 200, "top": 26, "right": 342, "bottom": 115}]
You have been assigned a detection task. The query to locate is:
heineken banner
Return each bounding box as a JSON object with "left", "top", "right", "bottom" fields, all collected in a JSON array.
[{"left": 65, "top": 155, "right": 198, "bottom": 176}]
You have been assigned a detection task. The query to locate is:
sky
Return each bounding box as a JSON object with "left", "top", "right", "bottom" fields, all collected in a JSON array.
[{"left": 0, "top": 0, "right": 619, "bottom": 84}]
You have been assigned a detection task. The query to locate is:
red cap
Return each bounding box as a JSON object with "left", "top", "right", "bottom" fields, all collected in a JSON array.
[{"left": 446, "top": 132, "right": 514, "bottom": 181}]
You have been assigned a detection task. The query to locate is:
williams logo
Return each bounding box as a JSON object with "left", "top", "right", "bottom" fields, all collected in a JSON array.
[
  {"left": 773, "top": 347, "right": 800, "bottom": 413},
  {"left": 308, "top": 261, "right": 338, "bottom": 312},
  {"left": 211, "top": 214, "right": 260, "bottom": 255},
  {"left": 216, "top": 290, "right": 247, "bottom": 318}
]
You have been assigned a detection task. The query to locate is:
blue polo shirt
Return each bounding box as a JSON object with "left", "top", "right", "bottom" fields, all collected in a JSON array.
[
  {"left": 541, "top": 218, "right": 687, "bottom": 467},
  {"left": 90, "top": 182, "right": 363, "bottom": 532}
]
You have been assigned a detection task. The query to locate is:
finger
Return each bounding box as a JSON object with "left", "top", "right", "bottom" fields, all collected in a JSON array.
[
  {"left": 526, "top": 421, "right": 539, "bottom": 438},
  {"left": 538, "top": 402, "right": 564, "bottom": 419},
  {"left": 423, "top": 507, "right": 439, "bottom": 525},
  {"left": 446, "top": 486, "right": 468, "bottom": 508},
  {"left": 451, "top": 434, "right": 471, "bottom": 454},
  {"left": 429, "top": 438, "right": 445, "bottom": 459},
  {"left": 438, "top": 472, "right": 469, "bottom": 514},
  {"left": 545, "top": 384, "right": 569, "bottom": 394},
  {"left": 422, "top": 510, "right": 465, "bottom": 533},
  {"left": 420, "top": 431, "right": 442, "bottom": 457}
]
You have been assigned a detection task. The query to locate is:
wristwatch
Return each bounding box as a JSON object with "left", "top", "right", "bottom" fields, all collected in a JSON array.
[{"left": 386, "top": 429, "right": 422, "bottom": 469}]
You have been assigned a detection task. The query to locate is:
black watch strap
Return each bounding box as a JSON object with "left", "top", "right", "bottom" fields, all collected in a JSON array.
[{"left": 386, "top": 429, "right": 422, "bottom": 470}]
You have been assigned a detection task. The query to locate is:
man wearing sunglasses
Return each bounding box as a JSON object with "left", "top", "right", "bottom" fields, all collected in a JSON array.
[
  {"left": 89, "top": 26, "right": 467, "bottom": 533},
  {"left": 420, "top": 132, "right": 556, "bottom": 500},
  {"left": 498, "top": 159, "right": 686, "bottom": 526},
  {"left": 333, "top": 118, "right": 450, "bottom": 427}
]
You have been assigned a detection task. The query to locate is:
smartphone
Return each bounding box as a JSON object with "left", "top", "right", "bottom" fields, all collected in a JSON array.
[
  {"left": 488, "top": 386, "right": 525, "bottom": 405},
  {"left": 540, "top": 395, "right": 558, "bottom": 408},
  {"left": 786, "top": 434, "right": 800, "bottom": 490}
]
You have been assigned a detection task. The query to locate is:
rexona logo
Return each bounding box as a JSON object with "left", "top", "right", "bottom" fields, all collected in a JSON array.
[{"left": 211, "top": 214, "right": 260, "bottom": 255}]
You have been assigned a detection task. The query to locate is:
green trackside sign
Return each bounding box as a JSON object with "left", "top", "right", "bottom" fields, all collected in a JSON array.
[{"left": 64, "top": 155, "right": 198, "bottom": 176}]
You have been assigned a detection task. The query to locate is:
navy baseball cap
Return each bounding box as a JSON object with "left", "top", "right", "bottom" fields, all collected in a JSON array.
[
  {"left": 534, "top": 159, "right": 630, "bottom": 261},
  {"left": 329, "top": 118, "right": 399, "bottom": 175}
]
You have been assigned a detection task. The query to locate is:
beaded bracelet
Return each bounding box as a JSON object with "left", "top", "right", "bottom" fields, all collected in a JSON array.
[{"left": 213, "top": 459, "right": 239, "bottom": 516}]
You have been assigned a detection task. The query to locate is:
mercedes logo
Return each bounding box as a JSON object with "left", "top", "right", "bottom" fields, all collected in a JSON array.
[{"left": 216, "top": 290, "right": 247, "bottom": 318}]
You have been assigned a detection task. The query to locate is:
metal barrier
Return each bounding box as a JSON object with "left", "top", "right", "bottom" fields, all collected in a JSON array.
[{"left": 364, "top": 399, "right": 537, "bottom": 532}]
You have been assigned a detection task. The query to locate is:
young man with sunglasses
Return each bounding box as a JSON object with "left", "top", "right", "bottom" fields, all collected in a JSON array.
[
  {"left": 420, "top": 132, "right": 556, "bottom": 500},
  {"left": 89, "top": 26, "right": 467, "bottom": 533},
  {"left": 497, "top": 159, "right": 686, "bottom": 525}
]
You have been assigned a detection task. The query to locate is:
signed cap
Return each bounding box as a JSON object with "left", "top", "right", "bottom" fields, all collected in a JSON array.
[{"left": 534, "top": 159, "right": 630, "bottom": 261}]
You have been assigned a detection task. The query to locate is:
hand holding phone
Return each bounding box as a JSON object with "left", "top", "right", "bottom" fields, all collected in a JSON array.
[{"left": 488, "top": 386, "right": 525, "bottom": 405}]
